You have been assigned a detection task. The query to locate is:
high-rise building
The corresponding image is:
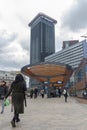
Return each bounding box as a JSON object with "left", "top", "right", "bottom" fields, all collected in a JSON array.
[
  {"left": 29, "top": 12, "right": 57, "bottom": 64},
  {"left": 28, "top": 13, "right": 57, "bottom": 87}
]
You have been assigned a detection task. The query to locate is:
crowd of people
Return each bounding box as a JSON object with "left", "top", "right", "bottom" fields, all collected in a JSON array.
[
  {"left": 30, "top": 87, "right": 45, "bottom": 99},
  {"left": 29, "top": 86, "right": 68, "bottom": 102}
]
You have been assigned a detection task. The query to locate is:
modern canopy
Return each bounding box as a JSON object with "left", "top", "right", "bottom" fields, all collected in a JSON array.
[{"left": 21, "top": 62, "right": 73, "bottom": 87}]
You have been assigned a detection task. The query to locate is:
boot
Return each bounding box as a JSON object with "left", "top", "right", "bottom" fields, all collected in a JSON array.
[
  {"left": 1, "top": 111, "right": 3, "bottom": 114},
  {"left": 16, "top": 114, "right": 20, "bottom": 122},
  {"left": 16, "top": 118, "right": 20, "bottom": 122},
  {"left": 11, "top": 120, "right": 16, "bottom": 127}
]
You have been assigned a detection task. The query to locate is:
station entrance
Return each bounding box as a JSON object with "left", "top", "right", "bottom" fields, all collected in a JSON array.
[{"left": 21, "top": 62, "right": 73, "bottom": 97}]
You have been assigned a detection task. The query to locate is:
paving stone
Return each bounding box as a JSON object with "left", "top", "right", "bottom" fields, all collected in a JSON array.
[{"left": 0, "top": 96, "right": 87, "bottom": 130}]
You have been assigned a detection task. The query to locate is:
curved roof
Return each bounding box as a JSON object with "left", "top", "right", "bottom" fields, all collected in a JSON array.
[{"left": 21, "top": 62, "right": 73, "bottom": 87}]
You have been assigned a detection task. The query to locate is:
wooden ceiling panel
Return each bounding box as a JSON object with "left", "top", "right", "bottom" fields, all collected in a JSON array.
[{"left": 21, "top": 62, "right": 73, "bottom": 87}]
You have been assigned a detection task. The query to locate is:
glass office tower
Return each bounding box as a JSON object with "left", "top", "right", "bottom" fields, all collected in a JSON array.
[
  {"left": 28, "top": 13, "right": 57, "bottom": 87},
  {"left": 29, "top": 13, "right": 57, "bottom": 64}
]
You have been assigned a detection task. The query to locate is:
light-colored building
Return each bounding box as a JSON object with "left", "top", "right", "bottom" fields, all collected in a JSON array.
[
  {"left": 0, "top": 70, "right": 29, "bottom": 88},
  {"left": 0, "top": 70, "right": 20, "bottom": 87},
  {"left": 45, "top": 40, "right": 87, "bottom": 69}
]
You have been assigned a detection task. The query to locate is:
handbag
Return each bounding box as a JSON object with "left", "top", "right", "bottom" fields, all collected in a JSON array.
[{"left": 4, "top": 99, "right": 10, "bottom": 106}]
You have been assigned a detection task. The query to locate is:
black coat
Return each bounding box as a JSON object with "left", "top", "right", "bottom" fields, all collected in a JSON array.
[
  {"left": 0, "top": 85, "right": 8, "bottom": 99},
  {"left": 6, "top": 81, "right": 27, "bottom": 114}
]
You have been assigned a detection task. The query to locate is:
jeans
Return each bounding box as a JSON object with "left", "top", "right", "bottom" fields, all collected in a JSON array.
[{"left": 1, "top": 99, "right": 5, "bottom": 113}]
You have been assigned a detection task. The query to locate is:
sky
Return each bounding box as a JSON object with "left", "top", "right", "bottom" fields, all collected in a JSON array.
[{"left": 0, "top": 0, "right": 87, "bottom": 71}]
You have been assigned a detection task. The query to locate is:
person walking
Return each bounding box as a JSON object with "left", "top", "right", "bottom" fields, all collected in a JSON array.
[
  {"left": 0, "top": 81, "right": 8, "bottom": 114},
  {"left": 40, "top": 89, "right": 45, "bottom": 98},
  {"left": 30, "top": 88, "right": 34, "bottom": 98},
  {"left": 63, "top": 88, "right": 68, "bottom": 102},
  {"left": 58, "top": 87, "right": 62, "bottom": 98},
  {"left": 5, "top": 73, "right": 27, "bottom": 127},
  {"left": 33, "top": 87, "right": 38, "bottom": 98}
]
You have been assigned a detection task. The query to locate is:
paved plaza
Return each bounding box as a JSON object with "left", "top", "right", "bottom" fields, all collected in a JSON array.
[{"left": 0, "top": 95, "right": 87, "bottom": 130}]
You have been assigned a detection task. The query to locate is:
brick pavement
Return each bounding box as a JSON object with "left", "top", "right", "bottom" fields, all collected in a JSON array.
[{"left": 0, "top": 95, "right": 87, "bottom": 130}]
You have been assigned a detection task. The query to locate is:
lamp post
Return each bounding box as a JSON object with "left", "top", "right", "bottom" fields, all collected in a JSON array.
[
  {"left": 5, "top": 74, "right": 7, "bottom": 82},
  {"left": 81, "top": 34, "right": 87, "bottom": 41},
  {"left": 74, "top": 75, "right": 77, "bottom": 96}
]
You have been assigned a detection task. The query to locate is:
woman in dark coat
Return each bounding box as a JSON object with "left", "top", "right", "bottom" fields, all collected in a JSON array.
[{"left": 5, "top": 74, "right": 27, "bottom": 127}]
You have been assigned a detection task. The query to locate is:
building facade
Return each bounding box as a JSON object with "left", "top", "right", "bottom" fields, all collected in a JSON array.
[
  {"left": 45, "top": 40, "right": 87, "bottom": 69},
  {"left": 29, "top": 13, "right": 57, "bottom": 64},
  {"left": 0, "top": 70, "right": 27, "bottom": 87},
  {"left": 69, "top": 58, "right": 87, "bottom": 97},
  {"left": 28, "top": 13, "right": 57, "bottom": 87},
  {"left": 62, "top": 40, "right": 79, "bottom": 49},
  {"left": 0, "top": 70, "right": 17, "bottom": 87}
]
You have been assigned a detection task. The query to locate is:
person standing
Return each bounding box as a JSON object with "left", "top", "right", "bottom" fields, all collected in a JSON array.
[
  {"left": 0, "top": 81, "right": 8, "bottom": 114},
  {"left": 5, "top": 74, "right": 27, "bottom": 127},
  {"left": 58, "top": 87, "right": 62, "bottom": 97}
]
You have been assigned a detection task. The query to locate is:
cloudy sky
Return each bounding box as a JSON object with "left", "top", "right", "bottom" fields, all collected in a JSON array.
[{"left": 0, "top": 0, "right": 87, "bottom": 71}]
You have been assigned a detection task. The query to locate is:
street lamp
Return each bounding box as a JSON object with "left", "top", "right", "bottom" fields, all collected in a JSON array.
[
  {"left": 5, "top": 74, "right": 7, "bottom": 81},
  {"left": 81, "top": 34, "right": 87, "bottom": 40}
]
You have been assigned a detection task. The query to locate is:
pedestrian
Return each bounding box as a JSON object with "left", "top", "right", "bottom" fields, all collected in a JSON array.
[
  {"left": 0, "top": 81, "right": 8, "bottom": 114},
  {"left": 63, "top": 88, "right": 68, "bottom": 102},
  {"left": 30, "top": 88, "right": 34, "bottom": 98},
  {"left": 40, "top": 89, "right": 44, "bottom": 98},
  {"left": 5, "top": 73, "right": 27, "bottom": 127},
  {"left": 33, "top": 87, "right": 38, "bottom": 98},
  {"left": 58, "top": 87, "right": 62, "bottom": 97}
]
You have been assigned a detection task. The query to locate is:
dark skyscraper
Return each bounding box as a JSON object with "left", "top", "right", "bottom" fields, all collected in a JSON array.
[
  {"left": 28, "top": 13, "right": 57, "bottom": 87},
  {"left": 29, "top": 13, "right": 57, "bottom": 64}
]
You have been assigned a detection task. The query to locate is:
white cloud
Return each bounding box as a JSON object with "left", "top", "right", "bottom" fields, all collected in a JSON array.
[
  {"left": 0, "top": 30, "right": 29, "bottom": 71},
  {"left": 61, "top": 0, "right": 87, "bottom": 32},
  {"left": 0, "top": 41, "right": 29, "bottom": 71},
  {"left": 0, "top": 0, "right": 86, "bottom": 71}
]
